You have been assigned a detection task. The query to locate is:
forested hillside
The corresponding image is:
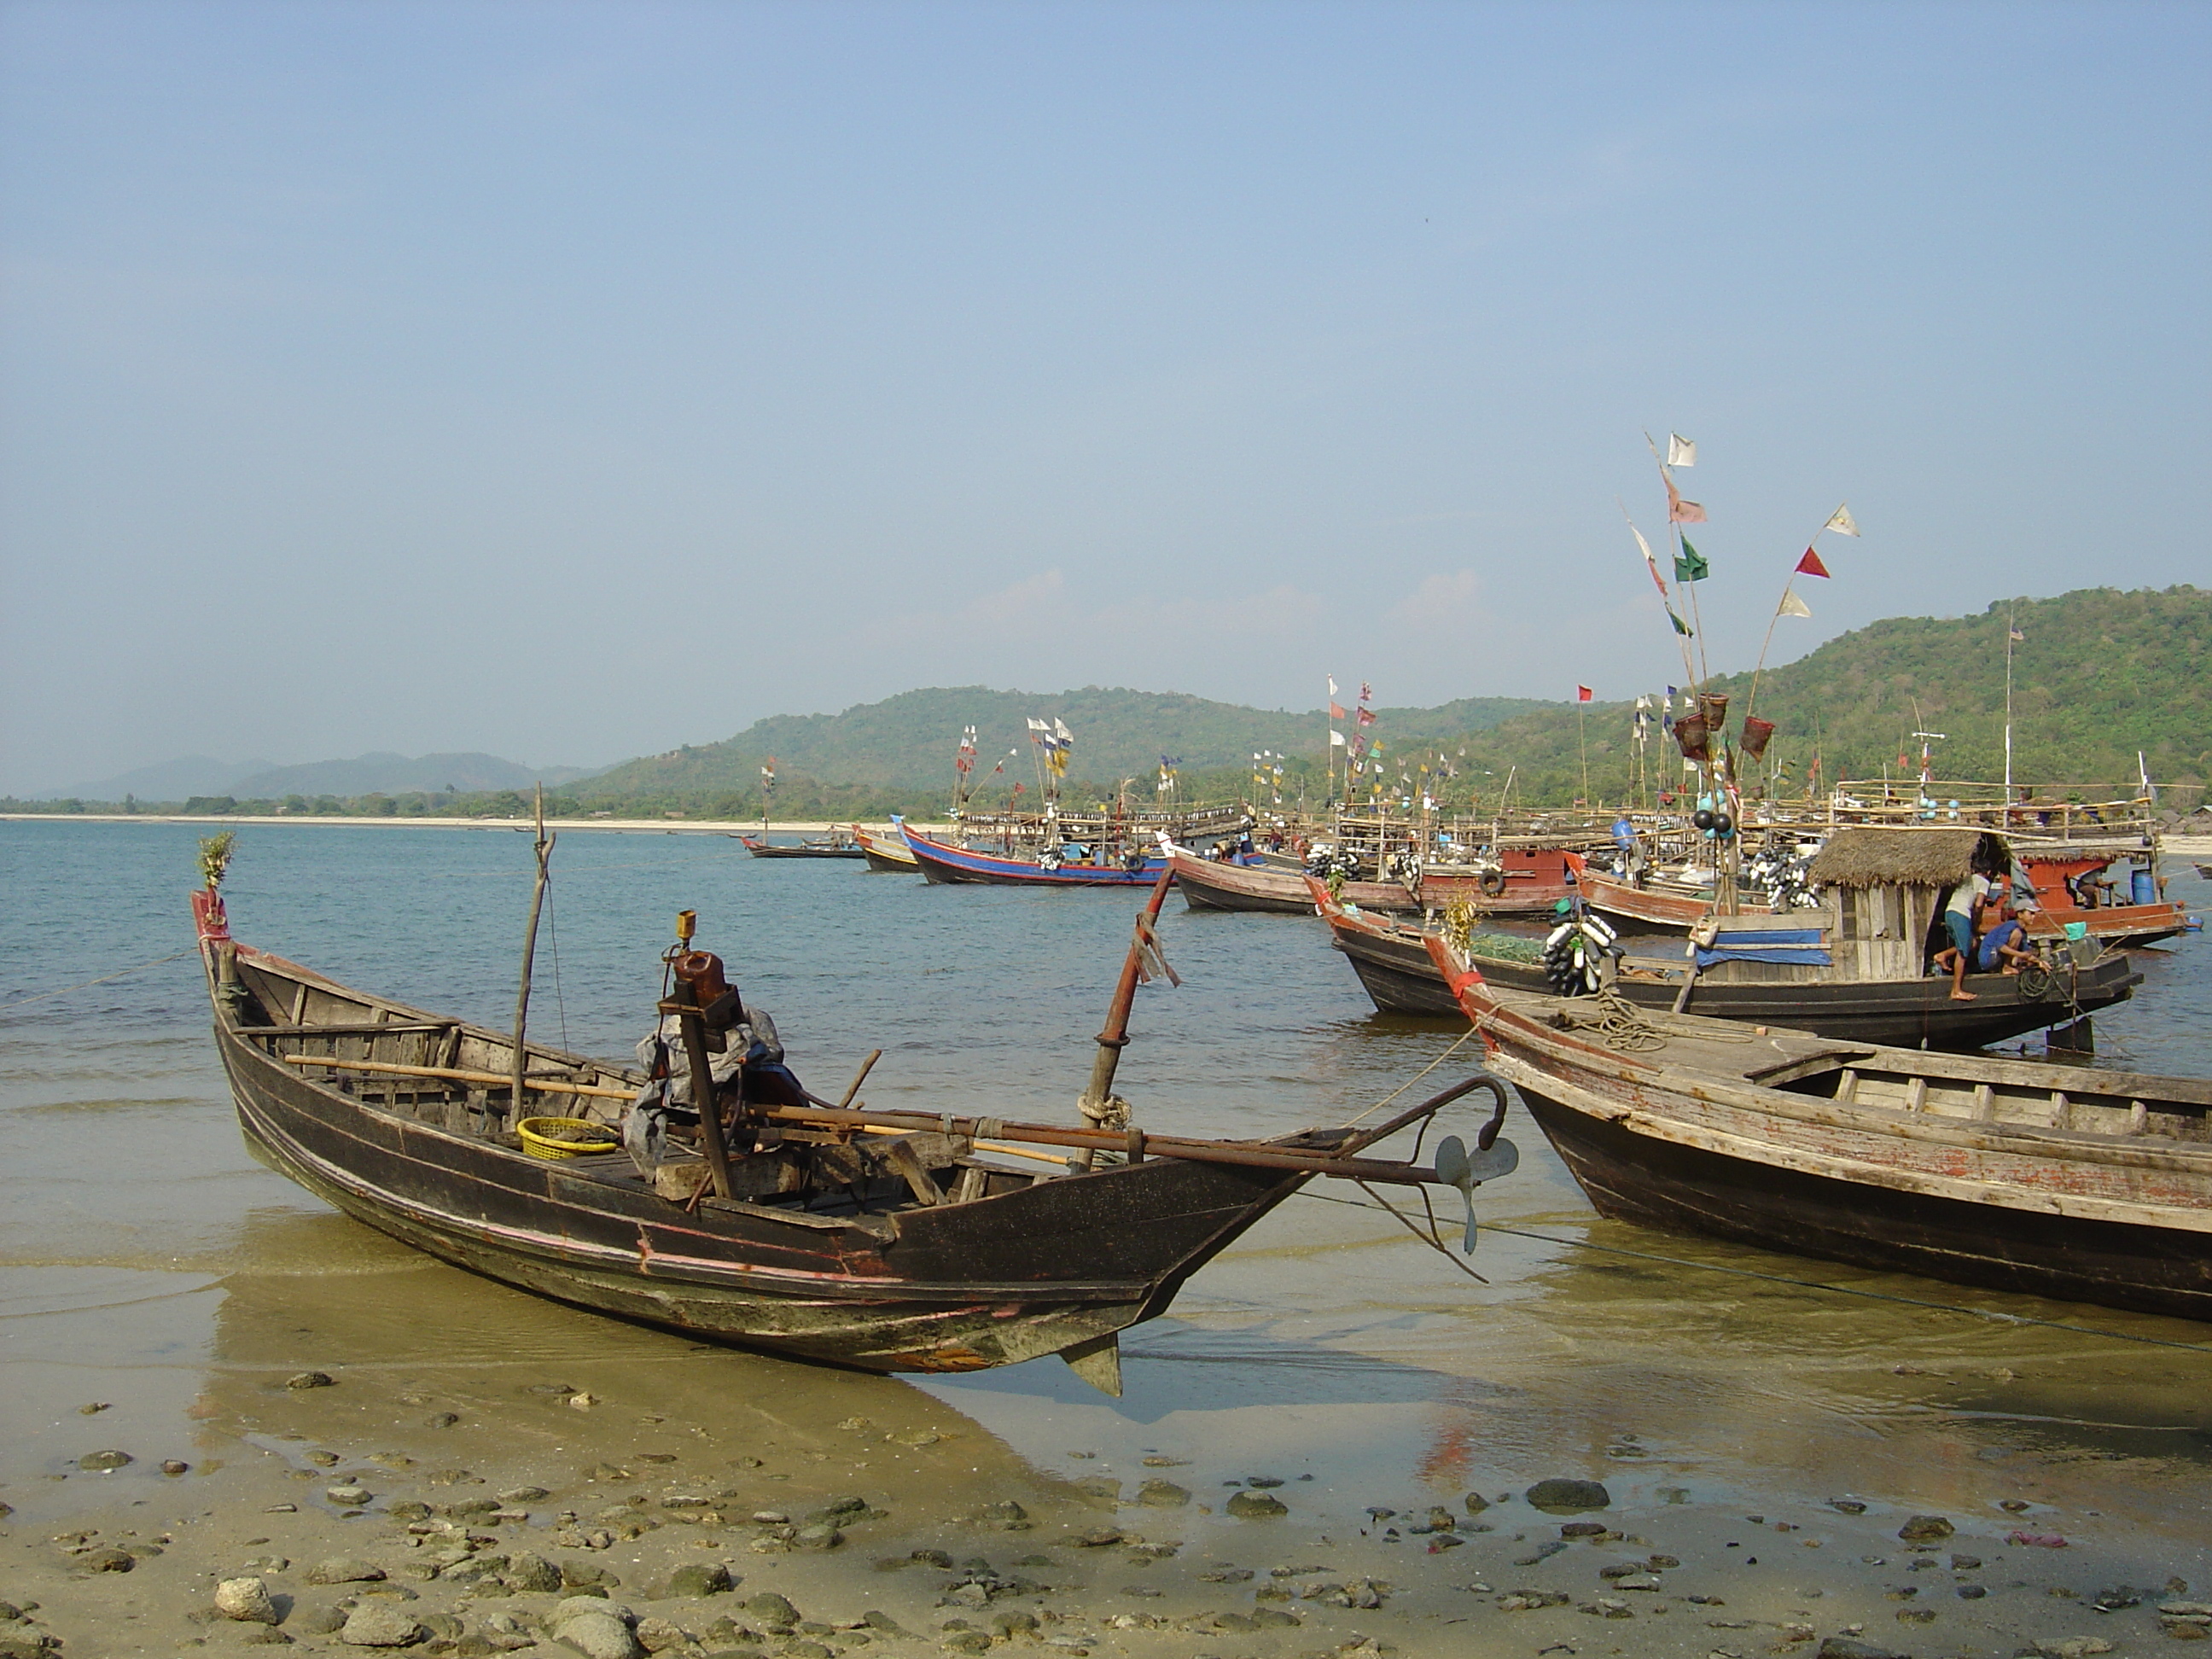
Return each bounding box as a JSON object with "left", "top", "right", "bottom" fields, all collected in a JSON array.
[{"left": 12, "top": 587, "right": 2200, "bottom": 819}]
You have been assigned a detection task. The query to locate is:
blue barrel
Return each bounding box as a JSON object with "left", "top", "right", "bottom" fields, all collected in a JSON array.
[{"left": 2131, "top": 869, "right": 2156, "bottom": 905}]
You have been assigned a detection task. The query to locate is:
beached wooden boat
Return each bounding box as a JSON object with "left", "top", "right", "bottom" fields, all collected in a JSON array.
[
  {"left": 901, "top": 824, "right": 1167, "bottom": 888},
  {"left": 1418, "top": 838, "right": 1586, "bottom": 916},
  {"left": 850, "top": 822, "right": 921, "bottom": 873},
  {"left": 1309, "top": 877, "right": 2142, "bottom": 1051},
  {"left": 1422, "top": 931, "right": 2212, "bottom": 1322},
  {"left": 192, "top": 882, "right": 1515, "bottom": 1387},
  {"left": 739, "top": 835, "right": 867, "bottom": 860},
  {"left": 1168, "top": 848, "right": 1415, "bottom": 915}
]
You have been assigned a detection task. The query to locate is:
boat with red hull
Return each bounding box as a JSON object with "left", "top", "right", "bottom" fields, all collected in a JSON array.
[{"left": 900, "top": 825, "right": 1168, "bottom": 888}]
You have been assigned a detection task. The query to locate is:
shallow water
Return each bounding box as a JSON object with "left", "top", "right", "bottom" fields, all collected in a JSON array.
[{"left": 3, "top": 820, "right": 2209, "bottom": 1588}]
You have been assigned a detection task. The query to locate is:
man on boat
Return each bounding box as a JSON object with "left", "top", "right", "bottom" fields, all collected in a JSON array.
[
  {"left": 1974, "top": 899, "right": 2038, "bottom": 976},
  {"left": 1934, "top": 859, "right": 1996, "bottom": 1001}
]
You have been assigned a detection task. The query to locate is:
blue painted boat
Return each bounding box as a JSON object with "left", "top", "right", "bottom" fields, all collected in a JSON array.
[{"left": 899, "top": 825, "right": 1170, "bottom": 888}]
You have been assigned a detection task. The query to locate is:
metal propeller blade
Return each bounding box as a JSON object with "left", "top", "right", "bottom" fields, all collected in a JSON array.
[{"left": 1432, "top": 1133, "right": 1520, "bottom": 1254}]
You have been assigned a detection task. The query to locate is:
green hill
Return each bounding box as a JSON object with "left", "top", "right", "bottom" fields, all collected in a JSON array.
[
  {"left": 1406, "top": 585, "right": 2211, "bottom": 811},
  {"left": 579, "top": 684, "right": 1551, "bottom": 806}
]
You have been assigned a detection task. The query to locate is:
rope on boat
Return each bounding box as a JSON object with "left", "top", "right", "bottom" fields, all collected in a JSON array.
[
  {"left": 1339, "top": 1025, "right": 1484, "bottom": 1128},
  {"left": 0, "top": 947, "right": 199, "bottom": 1010},
  {"left": 1550, "top": 987, "right": 1759, "bottom": 1052},
  {"left": 1297, "top": 1190, "right": 2212, "bottom": 1354}
]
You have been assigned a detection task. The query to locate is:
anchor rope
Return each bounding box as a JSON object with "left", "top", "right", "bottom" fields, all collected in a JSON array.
[
  {"left": 0, "top": 948, "right": 199, "bottom": 1010},
  {"left": 1294, "top": 1190, "right": 2212, "bottom": 1353}
]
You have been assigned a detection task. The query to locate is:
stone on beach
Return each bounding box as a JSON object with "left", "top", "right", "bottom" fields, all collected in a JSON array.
[
  {"left": 1525, "top": 1478, "right": 1610, "bottom": 1513},
  {"left": 287, "top": 1371, "right": 336, "bottom": 1390},
  {"left": 1225, "top": 1490, "right": 1288, "bottom": 1518},
  {"left": 216, "top": 1577, "right": 280, "bottom": 1624},
  {"left": 1895, "top": 1515, "right": 1953, "bottom": 1543},
  {"left": 339, "top": 1603, "right": 424, "bottom": 1647},
  {"left": 1135, "top": 1480, "right": 1190, "bottom": 1507},
  {"left": 308, "top": 1557, "right": 387, "bottom": 1585},
  {"left": 77, "top": 1448, "right": 131, "bottom": 1470}
]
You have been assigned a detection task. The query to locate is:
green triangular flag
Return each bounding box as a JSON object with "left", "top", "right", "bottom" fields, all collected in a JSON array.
[
  {"left": 1674, "top": 538, "right": 1709, "bottom": 584},
  {"left": 1668, "top": 606, "right": 1693, "bottom": 637}
]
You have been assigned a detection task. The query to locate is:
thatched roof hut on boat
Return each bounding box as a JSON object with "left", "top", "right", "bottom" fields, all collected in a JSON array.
[{"left": 1804, "top": 826, "right": 2011, "bottom": 976}]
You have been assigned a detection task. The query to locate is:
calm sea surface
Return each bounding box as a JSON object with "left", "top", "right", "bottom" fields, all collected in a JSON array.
[{"left": 3, "top": 819, "right": 2209, "bottom": 1555}]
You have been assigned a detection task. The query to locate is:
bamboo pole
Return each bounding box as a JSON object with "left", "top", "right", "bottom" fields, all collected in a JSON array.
[{"left": 509, "top": 785, "right": 553, "bottom": 1124}]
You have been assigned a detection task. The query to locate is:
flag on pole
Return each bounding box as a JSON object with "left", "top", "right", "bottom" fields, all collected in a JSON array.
[
  {"left": 1577, "top": 685, "right": 1593, "bottom": 702},
  {"left": 1778, "top": 590, "right": 1813, "bottom": 620},
  {"left": 1674, "top": 538, "right": 1709, "bottom": 583},
  {"left": 1824, "top": 504, "right": 1860, "bottom": 537},
  {"left": 1667, "top": 433, "right": 1697, "bottom": 469},
  {"left": 1330, "top": 730, "right": 1347, "bottom": 747},
  {"left": 1627, "top": 519, "right": 1670, "bottom": 597},
  {"left": 1359, "top": 682, "right": 1373, "bottom": 703},
  {"left": 1668, "top": 606, "right": 1693, "bottom": 637},
  {"left": 2009, "top": 626, "right": 2025, "bottom": 643},
  {"left": 1356, "top": 707, "right": 1376, "bottom": 726},
  {"left": 1796, "top": 547, "right": 1831, "bottom": 578},
  {"left": 1667, "top": 476, "right": 1707, "bottom": 524},
  {"left": 1329, "top": 701, "right": 1347, "bottom": 719},
  {"left": 1327, "top": 676, "right": 1338, "bottom": 697}
]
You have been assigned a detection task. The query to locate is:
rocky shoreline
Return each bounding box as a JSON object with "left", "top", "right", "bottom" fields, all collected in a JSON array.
[{"left": 6, "top": 1355, "right": 2209, "bottom": 1659}]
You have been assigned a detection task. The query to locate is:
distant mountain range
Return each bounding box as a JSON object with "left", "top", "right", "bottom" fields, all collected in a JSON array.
[
  {"left": 34, "top": 751, "right": 597, "bottom": 802},
  {"left": 20, "top": 585, "right": 2207, "bottom": 814}
]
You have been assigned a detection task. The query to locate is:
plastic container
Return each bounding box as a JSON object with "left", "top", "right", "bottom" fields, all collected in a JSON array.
[
  {"left": 2131, "top": 869, "right": 2156, "bottom": 905},
  {"left": 518, "top": 1115, "right": 620, "bottom": 1160}
]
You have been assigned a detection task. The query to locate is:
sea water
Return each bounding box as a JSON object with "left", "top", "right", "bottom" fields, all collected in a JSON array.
[{"left": 2, "top": 819, "right": 2209, "bottom": 1568}]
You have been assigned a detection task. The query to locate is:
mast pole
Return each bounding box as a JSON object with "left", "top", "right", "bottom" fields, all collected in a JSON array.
[
  {"left": 509, "top": 784, "right": 554, "bottom": 1127},
  {"left": 2004, "top": 608, "right": 2016, "bottom": 795}
]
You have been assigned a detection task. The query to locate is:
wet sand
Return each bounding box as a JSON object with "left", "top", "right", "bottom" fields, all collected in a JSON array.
[{"left": 6, "top": 1201, "right": 2209, "bottom": 1659}]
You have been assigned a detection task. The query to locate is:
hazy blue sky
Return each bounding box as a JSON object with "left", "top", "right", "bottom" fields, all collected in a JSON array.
[{"left": 3, "top": 1, "right": 2205, "bottom": 791}]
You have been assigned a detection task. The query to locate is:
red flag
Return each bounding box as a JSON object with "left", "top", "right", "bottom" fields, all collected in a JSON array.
[
  {"left": 1577, "top": 685, "right": 1593, "bottom": 702},
  {"left": 1355, "top": 707, "right": 1376, "bottom": 726},
  {"left": 1329, "top": 701, "right": 1347, "bottom": 719},
  {"left": 1666, "top": 477, "right": 1707, "bottom": 525},
  {"left": 1795, "top": 547, "right": 1831, "bottom": 579}
]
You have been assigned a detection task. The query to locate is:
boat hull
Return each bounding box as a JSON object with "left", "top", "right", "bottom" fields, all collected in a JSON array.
[
  {"left": 207, "top": 962, "right": 1307, "bottom": 1377},
  {"left": 1170, "top": 851, "right": 1413, "bottom": 915},
  {"left": 851, "top": 824, "right": 922, "bottom": 873},
  {"left": 1500, "top": 1057, "right": 2212, "bottom": 1322},
  {"left": 1319, "top": 905, "right": 2143, "bottom": 1049},
  {"left": 903, "top": 828, "right": 1167, "bottom": 888}
]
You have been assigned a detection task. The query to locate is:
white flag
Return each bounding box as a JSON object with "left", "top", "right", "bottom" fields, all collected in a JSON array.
[
  {"left": 1327, "top": 676, "right": 1338, "bottom": 697},
  {"left": 1330, "top": 730, "right": 1346, "bottom": 747},
  {"left": 1635, "top": 695, "right": 1650, "bottom": 709},
  {"left": 1054, "top": 719, "right": 1074, "bottom": 742},
  {"left": 1824, "top": 503, "right": 1860, "bottom": 537},
  {"left": 1027, "top": 717, "right": 1049, "bottom": 731},
  {"left": 1778, "top": 589, "right": 1813, "bottom": 620},
  {"left": 1668, "top": 433, "right": 1697, "bottom": 469}
]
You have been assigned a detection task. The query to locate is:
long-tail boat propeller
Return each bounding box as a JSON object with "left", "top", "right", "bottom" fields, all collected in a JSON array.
[{"left": 1430, "top": 1134, "right": 1518, "bottom": 1253}]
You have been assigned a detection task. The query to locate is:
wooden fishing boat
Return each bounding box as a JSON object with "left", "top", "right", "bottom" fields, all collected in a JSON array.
[
  {"left": 192, "top": 876, "right": 1518, "bottom": 1388},
  {"left": 1421, "top": 931, "right": 2212, "bottom": 1322},
  {"left": 1168, "top": 848, "right": 1415, "bottom": 915},
  {"left": 1308, "top": 878, "right": 2142, "bottom": 1051},
  {"left": 901, "top": 824, "right": 1167, "bottom": 888},
  {"left": 1418, "top": 838, "right": 1586, "bottom": 916},
  {"left": 850, "top": 822, "right": 921, "bottom": 874},
  {"left": 739, "top": 834, "right": 868, "bottom": 860}
]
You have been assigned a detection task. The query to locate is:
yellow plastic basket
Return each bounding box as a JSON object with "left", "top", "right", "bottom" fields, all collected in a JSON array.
[{"left": 517, "top": 1115, "right": 620, "bottom": 1161}]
